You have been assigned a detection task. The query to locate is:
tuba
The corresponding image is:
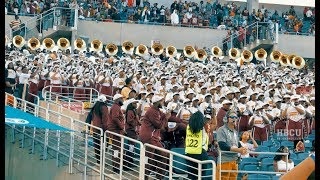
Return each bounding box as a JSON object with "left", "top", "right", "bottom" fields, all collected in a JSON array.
[
  {"left": 254, "top": 48, "right": 267, "bottom": 61},
  {"left": 28, "top": 37, "right": 41, "bottom": 50},
  {"left": 42, "top": 38, "right": 55, "bottom": 51},
  {"left": 122, "top": 41, "right": 134, "bottom": 55},
  {"left": 135, "top": 44, "right": 148, "bottom": 56},
  {"left": 270, "top": 50, "right": 282, "bottom": 63},
  {"left": 74, "top": 38, "right": 86, "bottom": 51},
  {"left": 279, "top": 54, "right": 289, "bottom": 66},
  {"left": 287, "top": 54, "right": 296, "bottom": 67},
  {"left": 241, "top": 50, "right": 253, "bottom": 62},
  {"left": 90, "top": 39, "right": 103, "bottom": 52},
  {"left": 105, "top": 43, "right": 118, "bottom": 56},
  {"left": 166, "top": 45, "right": 177, "bottom": 58},
  {"left": 228, "top": 48, "right": 240, "bottom": 59},
  {"left": 57, "top": 37, "right": 70, "bottom": 50},
  {"left": 12, "top": 35, "right": 25, "bottom": 48},
  {"left": 195, "top": 49, "right": 207, "bottom": 61},
  {"left": 292, "top": 56, "right": 305, "bottom": 69},
  {"left": 211, "top": 46, "right": 222, "bottom": 58},
  {"left": 183, "top": 45, "right": 195, "bottom": 58},
  {"left": 151, "top": 43, "right": 164, "bottom": 56}
]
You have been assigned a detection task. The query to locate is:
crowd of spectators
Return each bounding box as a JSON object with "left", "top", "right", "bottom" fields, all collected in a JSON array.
[{"left": 5, "top": 0, "right": 315, "bottom": 35}]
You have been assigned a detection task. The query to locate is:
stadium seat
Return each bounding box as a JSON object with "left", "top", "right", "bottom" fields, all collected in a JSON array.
[
  {"left": 254, "top": 146, "right": 270, "bottom": 152},
  {"left": 171, "top": 148, "right": 188, "bottom": 174},
  {"left": 272, "top": 175, "right": 280, "bottom": 180},
  {"left": 248, "top": 174, "right": 258, "bottom": 179},
  {"left": 304, "top": 141, "right": 313, "bottom": 151},
  {"left": 267, "top": 165, "right": 275, "bottom": 172},
  {"left": 269, "top": 147, "right": 279, "bottom": 152},
  {"left": 257, "top": 174, "right": 272, "bottom": 180},
  {"left": 261, "top": 158, "right": 275, "bottom": 171},
  {"left": 293, "top": 159, "right": 303, "bottom": 166},
  {"left": 243, "top": 164, "right": 258, "bottom": 171},
  {"left": 239, "top": 157, "right": 259, "bottom": 170},
  {"left": 290, "top": 153, "right": 297, "bottom": 159},
  {"left": 257, "top": 154, "right": 274, "bottom": 161},
  {"left": 262, "top": 141, "right": 273, "bottom": 147},
  {"left": 280, "top": 141, "right": 294, "bottom": 148},
  {"left": 297, "top": 152, "right": 310, "bottom": 160}
]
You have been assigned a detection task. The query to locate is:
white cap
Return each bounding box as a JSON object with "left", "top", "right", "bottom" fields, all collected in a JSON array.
[
  {"left": 255, "top": 104, "right": 263, "bottom": 110},
  {"left": 198, "top": 79, "right": 205, "bottom": 83},
  {"left": 273, "top": 98, "right": 282, "bottom": 103},
  {"left": 126, "top": 98, "right": 139, "bottom": 105},
  {"left": 113, "top": 94, "right": 124, "bottom": 100},
  {"left": 168, "top": 122, "right": 177, "bottom": 129},
  {"left": 192, "top": 97, "right": 199, "bottom": 101},
  {"left": 283, "top": 94, "right": 291, "bottom": 99},
  {"left": 310, "top": 97, "right": 315, "bottom": 101},
  {"left": 226, "top": 90, "right": 234, "bottom": 95},
  {"left": 152, "top": 95, "right": 164, "bottom": 103},
  {"left": 183, "top": 99, "right": 192, "bottom": 104},
  {"left": 97, "top": 95, "right": 106, "bottom": 102},
  {"left": 167, "top": 102, "right": 178, "bottom": 111},
  {"left": 291, "top": 94, "right": 300, "bottom": 100},
  {"left": 222, "top": 100, "right": 232, "bottom": 105},
  {"left": 240, "top": 95, "right": 247, "bottom": 99}
]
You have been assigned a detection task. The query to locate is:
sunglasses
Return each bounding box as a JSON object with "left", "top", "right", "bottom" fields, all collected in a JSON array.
[{"left": 228, "top": 116, "right": 238, "bottom": 119}]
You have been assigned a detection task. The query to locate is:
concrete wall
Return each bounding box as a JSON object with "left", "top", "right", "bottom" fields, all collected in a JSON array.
[
  {"left": 275, "top": 34, "right": 315, "bottom": 58},
  {"left": 76, "top": 20, "right": 228, "bottom": 49},
  {"left": 5, "top": 15, "right": 36, "bottom": 34}
]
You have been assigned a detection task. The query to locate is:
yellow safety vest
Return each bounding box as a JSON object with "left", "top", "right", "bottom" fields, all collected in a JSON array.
[{"left": 185, "top": 125, "right": 209, "bottom": 154}]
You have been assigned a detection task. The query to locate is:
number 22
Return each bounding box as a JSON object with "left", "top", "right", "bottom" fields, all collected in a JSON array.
[{"left": 188, "top": 139, "right": 198, "bottom": 147}]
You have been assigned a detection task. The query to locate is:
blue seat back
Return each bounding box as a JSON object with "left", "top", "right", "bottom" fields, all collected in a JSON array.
[
  {"left": 171, "top": 148, "right": 188, "bottom": 174},
  {"left": 243, "top": 164, "right": 258, "bottom": 171},
  {"left": 239, "top": 158, "right": 259, "bottom": 170},
  {"left": 297, "top": 152, "right": 310, "bottom": 160},
  {"left": 261, "top": 158, "right": 275, "bottom": 171},
  {"left": 281, "top": 141, "right": 294, "bottom": 148}
]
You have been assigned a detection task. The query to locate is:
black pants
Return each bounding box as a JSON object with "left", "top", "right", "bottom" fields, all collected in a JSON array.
[
  {"left": 186, "top": 149, "right": 210, "bottom": 180},
  {"left": 17, "top": 84, "right": 29, "bottom": 100}
]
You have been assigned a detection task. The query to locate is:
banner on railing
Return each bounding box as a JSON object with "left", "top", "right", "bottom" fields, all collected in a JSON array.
[
  {"left": 5, "top": 106, "right": 73, "bottom": 131},
  {"left": 60, "top": 102, "right": 83, "bottom": 112}
]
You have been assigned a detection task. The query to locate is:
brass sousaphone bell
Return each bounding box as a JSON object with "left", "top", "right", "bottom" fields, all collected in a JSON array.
[
  {"left": 57, "top": 37, "right": 70, "bottom": 50},
  {"left": 28, "top": 37, "right": 41, "bottom": 50},
  {"left": 280, "top": 54, "right": 289, "bottom": 66},
  {"left": 228, "top": 48, "right": 240, "bottom": 60},
  {"left": 135, "top": 44, "right": 148, "bottom": 57},
  {"left": 122, "top": 41, "right": 134, "bottom": 55},
  {"left": 42, "top": 38, "right": 55, "bottom": 51},
  {"left": 183, "top": 45, "right": 195, "bottom": 58},
  {"left": 270, "top": 50, "right": 282, "bottom": 63},
  {"left": 90, "top": 39, "right": 103, "bottom": 52},
  {"left": 74, "top": 38, "right": 86, "bottom": 51},
  {"left": 12, "top": 35, "right": 26, "bottom": 48},
  {"left": 287, "top": 54, "right": 296, "bottom": 67},
  {"left": 106, "top": 43, "right": 118, "bottom": 56},
  {"left": 211, "top": 46, "right": 222, "bottom": 58},
  {"left": 151, "top": 43, "right": 164, "bottom": 56},
  {"left": 241, "top": 50, "right": 253, "bottom": 62},
  {"left": 292, "top": 56, "right": 306, "bottom": 69},
  {"left": 254, "top": 48, "right": 267, "bottom": 61},
  {"left": 195, "top": 49, "right": 207, "bottom": 61},
  {"left": 166, "top": 45, "right": 177, "bottom": 58}
]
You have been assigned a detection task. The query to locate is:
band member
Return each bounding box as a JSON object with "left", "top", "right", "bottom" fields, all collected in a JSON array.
[
  {"left": 249, "top": 104, "right": 271, "bottom": 143},
  {"left": 49, "top": 65, "right": 63, "bottom": 94},
  {"left": 237, "top": 95, "right": 251, "bottom": 132}
]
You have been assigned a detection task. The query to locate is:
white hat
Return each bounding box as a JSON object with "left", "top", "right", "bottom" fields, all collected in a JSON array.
[
  {"left": 298, "top": 98, "right": 306, "bottom": 102},
  {"left": 205, "top": 114, "right": 211, "bottom": 119},
  {"left": 167, "top": 102, "right": 178, "bottom": 111},
  {"left": 222, "top": 100, "right": 232, "bottom": 105},
  {"left": 113, "top": 94, "right": 124, "bottom": 100},
  {"left": 97, "top": 95, "right": 107, "bottom": 102},
  {"left": 226, "top": 90, "right": 234, "bottom": 95},
  {"left": 273, "top": 98, "right": 282, "bottom": 103},
  {"left": 310, "top": 97, "right": 315, "bottom": 101},
  {"left": 125, "top": 98, "right": 139, "bottom": 106},
  {"left": 255, "top": 104, "right": 263, "bottom": 110},
  {"left": 198, "top": 79, "right": 205, "bottom": 83},
  {"left": 290, "top": 94, "right": 300, "bottom": 100},
  {"left": 183, "top": 99, "right": 192, "bottom": 104},
  {"left": 233, "top": 88, "right": 240, "bottom": 93},
  {"left": 152, "top": 95, "right": 164, "bottom": 103},
  {"left": 192, "top": 97, "right": 199, "bottom": 101},
  {"left": 240, "top": 95, "right": 247, "bottom": 99},
  {"left": 168, "top": 122, "right": 177, "bottom": 129}
]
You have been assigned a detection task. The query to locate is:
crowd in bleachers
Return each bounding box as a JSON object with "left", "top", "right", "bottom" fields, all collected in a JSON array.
[
  {"left": 5, "top": 37, "right": 315, "bottom": 178},
  {"left": 5, "top": 0, "right": 315, "bottom": 35}
]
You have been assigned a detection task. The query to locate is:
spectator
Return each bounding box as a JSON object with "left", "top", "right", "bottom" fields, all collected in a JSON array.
[
  {"left": 273, "top": 146, "right": 294, "bottom": 176},
  {"left": 170, "top": 0, "right": 178, "bottom": 13},
  {"left": 239, "top": 130, "right": 258, "bottom": 158},
  {"left": 159, "top": 5, "right": 165, "bottom": 23},
  {"left": 141, "top": 6, "right": 150, "bottom": 23},
  {"left": 289, "top": 6, "right": 296, "bottom": 16},
  {"left": 185, "top": 111, "right": 210, "bottom": 180},
  {"left": 171, "top": 9, "right": 179, "bottom": 25},
  {"left": 10, "top": 15, "right": 22, "bottom": 37},
  {"left": 306, "top": 8, "right": 312, "bottom": 21},
  {"left": 216, "top": 110, "right": 247, "bottom": 180},
  {"left": 5, "top": 61, "right": 17, "bottom": 94}
]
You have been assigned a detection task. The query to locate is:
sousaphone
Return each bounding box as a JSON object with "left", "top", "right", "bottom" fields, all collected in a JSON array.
[
  {"left": 241, "top": 50, "right": 253, "bottom": 62},
  {"left": 254, "top": 48, "right": 267, "bottom": 61},
  {"left": 211, "top": 46, "right": 222, "bottom": 58},
  {"left": 74, "top": 38, "right": 86, "bottom": 51},
  {"left": 28, "top": 37, "right": 41, "bottom": 50},
  {"left": 270, "top": 50, "right": 282, "bottom": 63},
  {"left": 228, "top": 48, "right": 240, "bottom": 60},
  {"left": 195, "top": 49, "right": 207, "bottom": 61},
  {"left": 183, "top": 45, "right": 195, "bottom": 58},
  {"left": 57, "top": 37, "right": 70, "bottom": 50},
  {"left": 151, "top": 43, "right": 164, "bottom": 56},
  {"left": 90, "top": 39, "right": 103, "bottom": 52},
  {"left": 166, "top": 45, "right": 177, "bottom": 58},
  {"left": 135, "top": 44, "right": 148, "bottom": 57},
  {"left": 42, "top": 38, "right": 55, "bottom": 51},
  {"left": 122, "top": 41, "right": 134, "bottom": 55},
  {"left": 12, "top": 35, "right": 25, "bottom": 48},
  {"left": 106, "top": 43, "right": 118, "bottom": 56},
  {"left": 280, "top": 54, "right": 289, "bottom": 66},
  {"left": 292, "top": 56, "right": 306, "bottom": 69}
]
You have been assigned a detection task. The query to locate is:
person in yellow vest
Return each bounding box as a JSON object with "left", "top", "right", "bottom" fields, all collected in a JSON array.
[
  {"left": 185, "top": 111, "right": 210, "bottom": 180},
  {"left": 121, "top": 78, "right": 133, "bottom": 100}
]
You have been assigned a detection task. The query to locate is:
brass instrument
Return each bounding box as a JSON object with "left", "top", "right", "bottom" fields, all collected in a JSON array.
[
  {"left": 166, "top": 46, "right": 177, "bottom": 58},
  {"left": 270, "top": 50, "right": 282, "bottom": 63},
  {"left": 135, "top": 44, "right": 148, "bottom": 56},
  {"left": 28, "top": 37, "right": 41, "bottom": 50},
  {"left": 183, "top": 45, "right": 195, "bottom": 58},
  {"left": 279, "top": 54, "right": 289, "bottom": 66},
  {"left": 151, "top": 43, "right": 164, "bottom": 56},
  {"left": 287, "top": 54, "right": 296, "bottom": 67},
  {"left": 228, "top": 48, "right": 240, "bottom": 59},
  {"left": 211, "top": 46, "right": 222, "bottom": 58},
  {"left": 241, "top": 50, "right": 253, "bottom": 62},
  {"left": 292, "top": 56, "right": 306, "bottom": 69},
  {"left": 57, "top": 37, "right": 70, "bottom": 50},
  {"left": 195, "top": 49, "right": 207, "bottom": 61},
  {"left": 90, "top": 39, "right": 103, "bottom": 52},
  {"left": 105, "top": 43, "right": 118, "bottom": 56},
  {"left": 42, "top": 38, "right": 55, "bottom": 51},
  {"left": 122, "top": 41, "right": 134, "bottom": 54},
  {"left": 254, "top": 48, "right": 267, "bottom": 61},
  {"left": 12, "top": 35, "right": 25, "bottom": 48},
  {"left": 73, "top": 38, "right": 86, "bottom": 51}
]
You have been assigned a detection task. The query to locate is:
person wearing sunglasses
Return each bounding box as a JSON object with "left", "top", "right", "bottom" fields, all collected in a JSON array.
[{"left": 216, "top": 110, "right": 247, "bottom": 180}]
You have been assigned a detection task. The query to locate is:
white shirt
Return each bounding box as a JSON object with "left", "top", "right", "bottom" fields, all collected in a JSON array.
[
  {"left": 249, "top": 114, "right": 267, "bottom": 128},
  {"left": 239, "top": 141, "right": 255, "bottom": 158},
  {"left": 18, "top": 73, "right": 31, "bottom": 84},
  {"left": 306, "top": 10, "right": 312, "bottom": 17},
  {"left": 113, "top": 77, "right": 125, "bottom": 88},
  {"left": 276, "top": 160, "right": 294, "bottom": 176},
  {"left": 179, "top": 107, "right": 192, "bottom": 121},
  {"left": 286, "top": 104, "right": 305, "bottom": 122}
]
